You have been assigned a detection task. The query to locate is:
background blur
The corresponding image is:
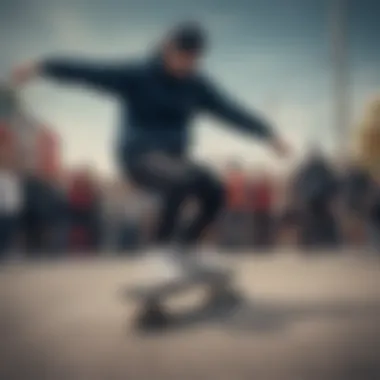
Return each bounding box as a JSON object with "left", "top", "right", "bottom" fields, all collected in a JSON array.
[
  {"left": 1, "top": 1, "right": 380, "bottom": 380},
  {"left": 0, "top": 0, "right": 379, "bottom": 257}
]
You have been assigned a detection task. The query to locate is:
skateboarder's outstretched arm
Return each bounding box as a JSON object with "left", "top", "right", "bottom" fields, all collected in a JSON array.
[
  {"left": 199, "top": 76, "right": 289, "bottom": 157},
  {"left": 11, "top": 58, "right": 136, "bottom": 94}
]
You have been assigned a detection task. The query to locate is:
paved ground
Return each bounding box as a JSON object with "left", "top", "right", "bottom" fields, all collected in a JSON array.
[{"left": 1, "top": 252, "right": 380, "bottom": 380}]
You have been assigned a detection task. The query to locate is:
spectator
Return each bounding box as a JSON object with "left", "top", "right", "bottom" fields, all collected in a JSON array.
[
  {"left": 368, "top": 180, "right": 380, "bottom": 251},
  {"left": 276, "top": 174, "right": 300, "bottom": 247},
  {"left": 294, "top": 147, "right": 340, "bottom": 249},
  {"left": 21, "top": 169, "right": 49, "bottom": 256},
  {"left": 0, "top": 147, "right": 22, "bottom": 260},
  {"left": 68, "top": 169, "right": 102, "bottom": 254},
  {"left": 220, "top": 162, "right": 249, "bottom": 249},
  {"left": 43, "top": 172, "right": 69, "bottom": 255},
  {"left": 341, "top": 161, "right": 372, "bottom": 247},
  {"left": 249, "top": 170, "right": 276, "bottom": 250},
  {"left": 101, "top": 180, "right": 121, "bottom": 251}
]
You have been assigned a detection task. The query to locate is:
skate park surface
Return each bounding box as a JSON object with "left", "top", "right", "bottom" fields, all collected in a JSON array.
[{"left": 1, "top": 251, "right": 380, "bottom": 380}]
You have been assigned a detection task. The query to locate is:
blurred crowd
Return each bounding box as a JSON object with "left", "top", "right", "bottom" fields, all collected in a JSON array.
[{"left": 0, "top": 99, "right": 380, "bottom": 259}]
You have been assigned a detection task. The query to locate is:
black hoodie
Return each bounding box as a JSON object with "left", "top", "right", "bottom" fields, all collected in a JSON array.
[{"left": 41, "top": 54, "right": 274, "bottom": 161}]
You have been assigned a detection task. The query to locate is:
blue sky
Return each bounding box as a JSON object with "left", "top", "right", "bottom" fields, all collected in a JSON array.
[{"left": 0, "top": 0, "right": 379, "bottom": 174}]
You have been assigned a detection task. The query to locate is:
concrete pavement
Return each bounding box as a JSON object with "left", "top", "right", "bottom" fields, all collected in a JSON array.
[{"left": 1, "top": 252, "right": 380, "bottom": 380}]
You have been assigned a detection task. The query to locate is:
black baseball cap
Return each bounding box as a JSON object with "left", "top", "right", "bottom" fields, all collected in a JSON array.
[{"left": 168, "top": 21, "right": 207, "bottom": 54}]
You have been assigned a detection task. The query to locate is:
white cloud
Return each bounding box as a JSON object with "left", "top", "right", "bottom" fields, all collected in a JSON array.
[{"left": 40, "top": 3, "right": 155, "bottom": 57}]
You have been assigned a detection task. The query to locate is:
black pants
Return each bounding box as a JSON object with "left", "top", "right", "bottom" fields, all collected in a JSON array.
[
  {"left": 252, "top": 211, "right": 274, "bottom": 249},
  {"left": 23, "top": 216, "right": 45, "bottom": 256},
  {"left": 123, "top": 152, "right": 225, "bottom": 247},
  {"left": 70, "top": 209, "right": 101, "bottom": 252},
  {"left": 300, "top": 206, "right": 339, "bottom": 249},
  {"left": 0, "top": 215, "right": 17, "bottom": 259}
]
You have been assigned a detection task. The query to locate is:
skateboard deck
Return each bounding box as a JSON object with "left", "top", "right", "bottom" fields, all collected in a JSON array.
[
  {"left": 125, "top": 265, "right": 233, "bottom": 302},
  {"left": 122, "top": 261, "right": 245, "bottom": 332}
]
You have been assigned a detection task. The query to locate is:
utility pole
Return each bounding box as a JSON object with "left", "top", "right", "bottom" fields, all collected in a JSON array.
[{"left": 330, "top": 0, "right": 349, "bottom": 158}]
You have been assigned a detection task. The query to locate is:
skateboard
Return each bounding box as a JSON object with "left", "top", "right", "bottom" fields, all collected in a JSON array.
[{"left": 123, "top": 264, "right": 242, "bottom": 330}]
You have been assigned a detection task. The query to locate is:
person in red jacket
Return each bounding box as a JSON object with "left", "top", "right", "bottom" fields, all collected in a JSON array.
[{"left": 68, "top": 169, "right": 101, "bottom": 253}]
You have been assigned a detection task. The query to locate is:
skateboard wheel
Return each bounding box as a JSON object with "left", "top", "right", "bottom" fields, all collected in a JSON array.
[{"left": 135, "top": 301, "right": 170, "bottom": 330}]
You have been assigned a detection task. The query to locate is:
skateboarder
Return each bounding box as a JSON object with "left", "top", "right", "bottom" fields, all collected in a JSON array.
[{"left": 12, "top": 21, "right": 289, "bottom": 276}]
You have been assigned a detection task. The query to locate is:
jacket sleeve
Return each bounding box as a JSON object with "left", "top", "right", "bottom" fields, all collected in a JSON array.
[
  {"left": 41, "top": 58, "right": 136, "bottom": 94},
  {"left": 198, "top": 76, "right": 274, "bottom": 140}
]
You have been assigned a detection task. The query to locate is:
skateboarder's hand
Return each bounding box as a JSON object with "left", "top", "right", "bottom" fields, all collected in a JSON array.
[
  {"left": 270, "top": 137, "right": 291, "bottom": 159},
  {"left": 11, "top": 62, "right": 40, "bottom": 87}
]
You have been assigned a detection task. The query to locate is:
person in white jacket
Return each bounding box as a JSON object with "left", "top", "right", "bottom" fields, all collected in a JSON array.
[{"left": 0, "top": 148, "right": 23, "bottom": 259}]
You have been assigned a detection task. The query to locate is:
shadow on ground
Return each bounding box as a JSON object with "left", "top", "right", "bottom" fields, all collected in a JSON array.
[{"left": 131, "top": 295, "right": 380, "bottom": 335}]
